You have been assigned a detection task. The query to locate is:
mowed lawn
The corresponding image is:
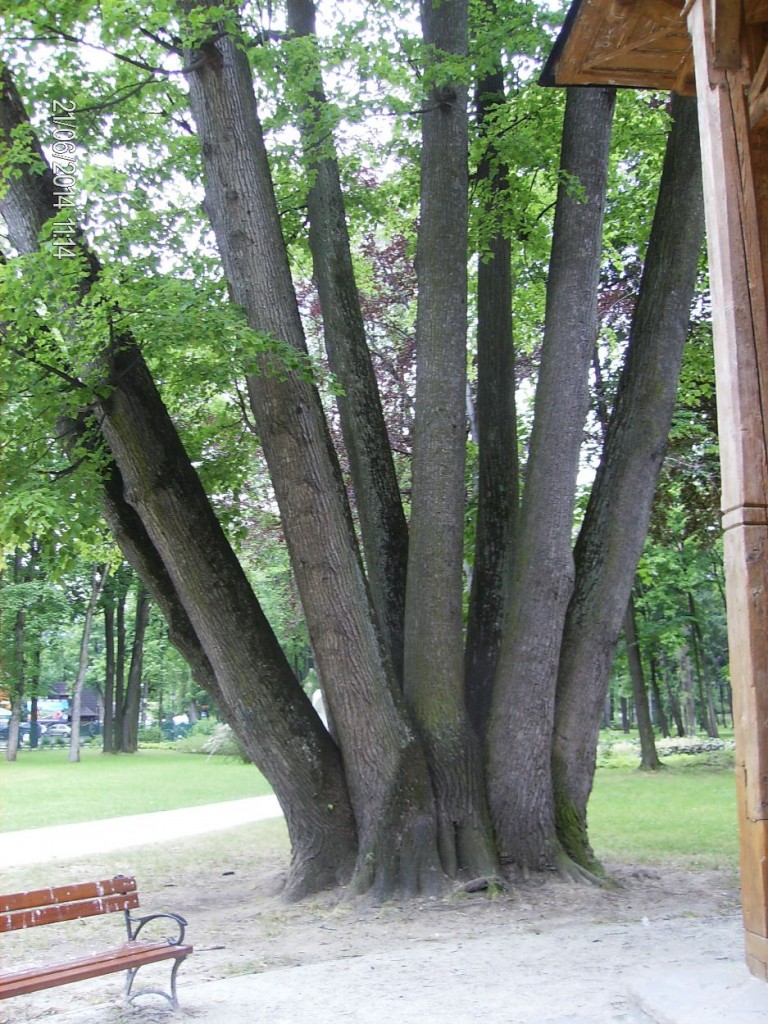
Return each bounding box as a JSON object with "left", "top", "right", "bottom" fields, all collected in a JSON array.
[
  {"left": 588, "top": 759, "right": 738, "bottom": 871},
  {"left": 0, "top": 747, "right": 272, "bottom": 832},
  {"left": 1, "top": 746, "right": 739, "bottom": 874}
]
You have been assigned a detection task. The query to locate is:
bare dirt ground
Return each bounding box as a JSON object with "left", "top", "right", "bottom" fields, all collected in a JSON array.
[{"left": 2, "top": 825, "right": 746, "bottom": 1024}]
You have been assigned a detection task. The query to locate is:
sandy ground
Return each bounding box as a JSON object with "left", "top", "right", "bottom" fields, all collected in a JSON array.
[{"left": 1, "top": 803, "right": 764, "bottom": 1024}]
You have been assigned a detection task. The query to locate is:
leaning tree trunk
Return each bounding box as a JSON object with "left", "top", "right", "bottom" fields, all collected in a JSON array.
[
  {"left": 402, "top": 0, "right": 499, "bottom": 880},
  {"left": 551, "top": 93, "right": 704, "bottom": 870},
  {"left": 486, "top": 86, "right": 616, "bottom": 873},
  {"left": 465, "top": 8, "right": 520, "bottom": 740},
  {"left": 180, "top": 3, "right": 442, "bottom": 898},
  {"left": 0, "top": 62, "right": 358, "bottom": 899},
  {"left": 286, "top": 0, "right": 410, "bottom": 685}
]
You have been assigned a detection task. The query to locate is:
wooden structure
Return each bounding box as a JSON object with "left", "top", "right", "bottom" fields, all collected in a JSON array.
[
  {"left": 543, "top": 0, "right": 768, "bottom": 983},
  {"left": 0, "top": 876, "right": 192, "bottom": 1007}
]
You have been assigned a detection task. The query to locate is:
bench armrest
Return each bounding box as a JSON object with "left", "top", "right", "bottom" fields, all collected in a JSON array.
[{"left": 125, "top": 911, "right": 188, "bottom": 947}]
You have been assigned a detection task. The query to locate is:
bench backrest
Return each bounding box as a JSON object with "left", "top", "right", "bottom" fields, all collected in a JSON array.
[{"left": 0, "top": 876, "right": 139, "bottom": 933}]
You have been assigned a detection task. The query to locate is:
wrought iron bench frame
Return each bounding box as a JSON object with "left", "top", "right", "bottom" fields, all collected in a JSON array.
[{"left": 0, "top": 875, "right": 193, "bottom": 1009}]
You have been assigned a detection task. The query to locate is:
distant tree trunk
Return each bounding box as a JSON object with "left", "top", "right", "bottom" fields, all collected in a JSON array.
[
  {"left": 487, "top": 85, "right": 616, "bottom": 873},
  {"left": 69, "top": 566, "right": 106, "bottom": 763},
  {"left": 182, "top": 3, "right": 443, "bottom": 897},
  {"left": 551, "top": 93, "right": 703, "bottom": 869},
  {"left": 465, "top": 6, "right": 519, "bottom": 738},
  {"left": 620, "top": 697, "right": 631, "bottom": 733},
  {"left": 664, "top": 660, "right": 686, "bottom": 737},
  {"left": 649, "top": 656, "right": 671, "bottom": 738},
  {"left": 114, "top": 590, "right": 126, "bottom": 750},
  {"left": 286, "top": 0, "right": 409, "bottom": 683},
  {"left": 403, "top": 0, "right": 499, "bottom": 881},
  {"left": 6, "top": 549, "right": 26, "bottom": 763},
  {"left": 121, "top": 585, "right": 150, "bottom": 753},
  {"left": 687, "top": 592, "right": 719, "bottom": 737},
  {"left": 679, "top": 646, "right": 697, "bottom": 736},
  {"left": 624, "top": 598, "right": 661, "bottom": 770},
  {"left": 103, "top": 599, "right": 115, "bottom": 753}
]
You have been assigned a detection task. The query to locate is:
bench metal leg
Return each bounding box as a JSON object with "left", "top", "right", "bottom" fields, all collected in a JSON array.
[{"left": 124, "top": 955, "right": 188, "bottom": 1011}]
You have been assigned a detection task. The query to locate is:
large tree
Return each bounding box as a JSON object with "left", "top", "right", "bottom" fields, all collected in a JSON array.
[{"left": 0, "top": 1, "right": 705, "bottom": 898}]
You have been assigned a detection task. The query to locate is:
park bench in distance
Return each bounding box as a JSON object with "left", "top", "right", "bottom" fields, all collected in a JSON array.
[{"left": 0, "top": 875, "right": 193, "bottom": 1009}]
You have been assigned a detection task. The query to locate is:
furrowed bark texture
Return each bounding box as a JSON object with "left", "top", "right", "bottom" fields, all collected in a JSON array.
[
  {"left": 181, "top": 6, "right": 442, "bottom": 897},
  {"left": 552, "top": 93, "right": 704, "bottom": 869},
  {"left": 403, "top": 0, "right": 498, "bottom": 880},
  {"left": 0, "top": 63, "right": 357, "bottom": 899},
  {"left": 465, "top": 38, "right": 519, "bottom": 739},
  {"left": 286, "top": 0, "right": 409, "bottom": 685},
  {"left": 98, "top": 346, "right": 358, "bottom": 896},
  {"left": 487, "top": 86, "right": 616, "bottom": 871}
]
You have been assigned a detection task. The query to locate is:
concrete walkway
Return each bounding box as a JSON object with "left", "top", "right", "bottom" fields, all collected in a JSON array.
[
  {"left": 3, "top": 802, "right": 768, "bottom": 1023},
  {"left": 0, "top": 795, "right": 282, "bottom": 868},
  {"left": 18, "top": 920, "right": 768, "bottom": 1024}
]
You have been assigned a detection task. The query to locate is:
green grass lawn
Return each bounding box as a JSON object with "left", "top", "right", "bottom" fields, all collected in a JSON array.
[
  {"left": 588, "top": 759, "right": 738, "bottom": 871},
  {"left": 0, "top": 747, "right": 272, "bottom": 832},
  {"left": 1, "top": 745, "right": 739, "bottom": 875}
]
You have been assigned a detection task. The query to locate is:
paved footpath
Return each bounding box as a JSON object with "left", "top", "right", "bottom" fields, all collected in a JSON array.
[
  {"left": 0, "top": 795, "right": 282, "bottom": 868},
  {"left": 3, "top": 801, "right": 768, "bottom": 1024}
]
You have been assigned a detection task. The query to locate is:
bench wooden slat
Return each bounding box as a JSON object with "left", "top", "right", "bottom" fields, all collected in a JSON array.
[
  {"left": 0, "top": 877, "right": 137, "bottom": 915},
  {"left": 0, "top": 940, "right": 193, "bottom": 1000},
  {"left": 1, "top": 892, "right": 140, "bottom": 933}
]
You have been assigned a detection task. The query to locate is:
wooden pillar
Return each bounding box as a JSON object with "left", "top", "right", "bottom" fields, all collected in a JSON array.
[{"left": 687, "top": 0, "right": 768, "bottom": 981}]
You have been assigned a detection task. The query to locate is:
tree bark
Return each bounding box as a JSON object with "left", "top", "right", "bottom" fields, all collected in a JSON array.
[
  {"left": 114, "top": 587, "right": 126, "bottom": 749},
  {"left": 465, "top": 9, "right": 519, "bottom": 739},
  {"left": 69, "top": 565, "right": 106, "bottom": 763},
  {"left": 120, "top": 584, "right": 150, "bottom": 753},
  {"left": 649, "top": 656, "right": 671, "bottom": 738},
  {"left": 285, "top": 0, "right": 410, "bottom": 684},
  {"left": 624, "top": 597, "right": 661, "bottom": 771},
  {"left": 180, "top": 2, "right": 443, "bottom": 897},
  {"left": 402, "top": 0, "right": 499, "bottom": 880},
  {"left": 103, "top": 597, "right": 115, "bottom": 753},
  {"left": 0, "top": 61, "right": 358, "bottom": 899},
  {"left": 551, "top": 94, "right": 704, "bottom": 868},
  {"left": 487, "top": 86, "right": 616, "bottom": 873}
]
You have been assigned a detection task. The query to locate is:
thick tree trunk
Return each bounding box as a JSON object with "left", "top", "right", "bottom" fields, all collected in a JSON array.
[
  {"left": 624, "top": 598, "right": 661, "bottom": 771},
  {"left": 0, "top": 62, "right": 358, "bottom": 899},
  {"left": 121, "top": 585, "right": 150, "bottom": 753},
  {"left": 69, "top": 566, "right": 105, "bottom": 763},
  {"left": 465, "top": 17, "right": 519, "bottom": 739},
  {"left": 100, "top": 339, "right": 359, "bottom": 895},
  {"left": 551, "top": 94, "right": 704, "bottom": 868},
  {"left": 487, "top": 86, "right": 616, "bottom": 873},
  {"left": 286, "top": 0, "right": 409, "bottom": 684},
  {"left": 401, "top": 0, "right": 498, "bottom": 881},
  {"left": 181, "top": 4, "right": 443, "bottom": 897}
]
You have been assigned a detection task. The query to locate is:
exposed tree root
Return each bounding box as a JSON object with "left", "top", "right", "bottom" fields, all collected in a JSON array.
[
  {"left": 553, "top": 846, "right": 610, "bottom": 887},
  {"left": 460, "top": 875, "right": 508, "bottom": 894}
]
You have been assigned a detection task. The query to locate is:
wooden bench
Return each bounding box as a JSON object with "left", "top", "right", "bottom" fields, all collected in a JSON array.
[{"left": 0, "top": 875, "right": 192, "bottom": 1009}]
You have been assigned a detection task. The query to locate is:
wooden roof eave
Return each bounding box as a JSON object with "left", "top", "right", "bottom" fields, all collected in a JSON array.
[{"left": 539, "top": 0, "right": 695, "bottom": 95}]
